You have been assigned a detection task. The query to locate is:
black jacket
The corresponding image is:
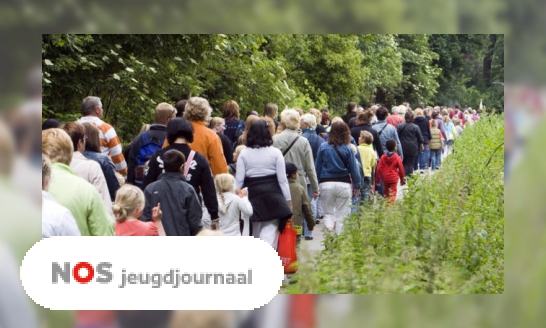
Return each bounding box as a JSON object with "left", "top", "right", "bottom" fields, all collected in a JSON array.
[
  {"left": 126, "top": 124, "right": 167, "bottom": 185},
  {"left": 351, "top": 124, "right": 384, "bottom": 158},
  {"left": 141, "top": 172, "right": 203, "bottom": 236},
  {"left": 396, "top": 122, "right": 424, "bottom": 157},
  {"left": 413, "top": 116, "right": 432, "bottom": 144},
  {"left": 218, "top": 132, "right": 234, "bottom": 164},
  {"left": 83, "top": 150, "right": 120, "bottom": 201},
  {"left": 142, "top": 143, "right": 219, "bottom": 221},
  {"left": 342, "top": 111, "right": 356, "bottom": 125}
]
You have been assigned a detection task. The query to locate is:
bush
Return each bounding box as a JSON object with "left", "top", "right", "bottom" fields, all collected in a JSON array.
[{"left": 284, "top": 114, "right": 504, "bottom": 294}]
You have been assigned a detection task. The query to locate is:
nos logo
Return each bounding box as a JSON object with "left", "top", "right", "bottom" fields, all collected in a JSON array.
[{"left": 52, "top": 262, "right": 113, "bottom": 284}]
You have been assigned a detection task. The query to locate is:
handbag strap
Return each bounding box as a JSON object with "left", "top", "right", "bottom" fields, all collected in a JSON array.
[
  {"left": 184, "top": 150, "right": 196, "bottom": 178},
  {"left": 378, "top": 123, "right": 388, "bottom": 136},
  {"left": 333, "top": 145, "right": 349, "bottom": 168},
  {"left": 283, "top": 136, "right": 300, "bottom": 156}
]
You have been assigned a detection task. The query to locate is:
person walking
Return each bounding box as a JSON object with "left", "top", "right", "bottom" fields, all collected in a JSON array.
[{"left": 396, "top": 111, "right": 424, "bottom": 176}]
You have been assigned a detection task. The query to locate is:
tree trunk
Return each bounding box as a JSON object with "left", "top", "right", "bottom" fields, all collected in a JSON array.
[{"left": 483, "top": 34, "right": 497, "bottom": 83}]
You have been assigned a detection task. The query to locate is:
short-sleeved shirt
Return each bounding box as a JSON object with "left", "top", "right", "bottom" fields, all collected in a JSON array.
[{"left": 115, "top": 220, "right": 158, "bottom": 236}]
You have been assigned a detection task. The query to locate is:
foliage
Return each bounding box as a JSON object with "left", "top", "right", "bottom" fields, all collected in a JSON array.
[{"left": 284, "top": 115, "right": 504, "bottom": 294}]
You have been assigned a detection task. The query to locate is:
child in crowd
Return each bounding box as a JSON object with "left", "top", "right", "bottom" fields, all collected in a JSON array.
[
  {"left": 214, "top": 173, "right": 253, "bottom": 236},
  {"left": 358, "top": 130, "right": 376, "bottom": 203},
  {"left": 442, "top": 115, "right": 455, "bottom": 160},
  {"left": 229, "top": 145, "right": 246, "bottom": 176},
  {"left": 349, "top": 144, "right": 362, "bottom": 214},
  {"left": 113, "top": 184, "right": 165, "bottom": 236},
  {"left": 453, "top": 118, "right": 464, "bottom": 138},
  {"left": 375, "top": 139, "right": 405, "bottom": 205},
  {"left": 286, "top": 162, "right": 315, "bottom": 243},
  {"left": 429, "top": 119, "right": 444, "bottom": 170}
]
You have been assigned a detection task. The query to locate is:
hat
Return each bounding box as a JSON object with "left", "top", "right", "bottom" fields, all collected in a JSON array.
[{"left": 285, "top": 162, "right": 301, "bottom": 176}]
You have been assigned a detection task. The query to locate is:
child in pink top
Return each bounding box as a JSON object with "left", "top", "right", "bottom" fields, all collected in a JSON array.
[{"left": 113, "top": 185, "right": 165, "bottom": 236}]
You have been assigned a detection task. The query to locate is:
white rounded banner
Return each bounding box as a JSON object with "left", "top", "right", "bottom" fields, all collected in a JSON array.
[{"left": 21, "top": 237, "right": 284, "bottom": 310}]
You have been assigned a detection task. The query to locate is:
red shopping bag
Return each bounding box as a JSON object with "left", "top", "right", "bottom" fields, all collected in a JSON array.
[{"left": 278, "top": 219, "right": 298, "bottom": 274}]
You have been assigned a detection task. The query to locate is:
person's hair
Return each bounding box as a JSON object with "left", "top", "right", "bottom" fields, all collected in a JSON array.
[
  {"left": 175, "top": 99, "right": 187, "bottom": 117},
  {"left": 262, "top": 116, "right": 276, "bottom": 137},
  {"left": 42, "top": 118, "right": 61, "bottom": 130},
  {"left": 359, "top": 130, "right": 373, "bottom": 145},
  {"left": 247, "top": 110, "right": 259, "bottom": 118},
  {"left": 431, "top": 119, "right": 438, "bottom": 128},
  {"left": 294, "top": 108, "right": 304, "bottom": 117},
  {"left": 376, "top": 106, "right": 389, "bottom": 121},
  {"left": 472, "top": 110, "right": 477, "bottom": 114},
  {"left": 82, "top": 123, "right": 101, "bottom": 153},
  {"left": 112, "top": 184, "right": 145, "bottom": 223},
  {"left": 347, "top": 102, "right": 357, "bottom": 113},
  {"left": 246, "top": 120, "right": 273, "bottom": 149},
  {"left": 386, "top": 139, "right": 396, "bottom": 152},
  {"left": 82, "top": 96, "right": 102, "bottom": 116},
  {"left": 166, "top": 118, "right": 194, "bottom": 145},
  {"left": 307, "top": 108, "right": 322, "bottom": 124},
  {"left": 320, "top": 111, "right": 330, "bottom": 125},
  {"left": 139, "top": 123, "right": 150, "bottom": 135},
  {"left": 42, "top": 128, "right": 73, "bottom": 165},
  {"left": 276, "top": 121, "right": 286, "bottom": 134},
  {"left": 391, "top": 106, "right": 399, "bottom": 114},
  {"left": 441, "top": 108, "right": 449, "bottom": 116},
  {"left": 239, "top": 114, "right": 261, "bottom": 145},
  {"left": 454, "top": 103, "right": 460, "bottom": 109},
  {"left": 370, "top": 105, "right": 379, "bottom": 114},
  {"left": 163, "top": 149, "right": 186, "bottom": 173},
  {"left": 300, "top": 113, "right": 317, "bottom": 130},
  {"left": 62, "top": 122, "right": 85, "bottom": 153},
  {"left": 209, "top": 117, "right": 225, "bottom": 130},
  {"left": 42, "top": 153, "right": 51, "bottom": 190},
  {"left": 464, "top": 110, "right": 469, "bottom": 114},
  {"left": 264, "top": 103, "right": 278, "bottom": 120},
  {"left": 442, "top": 115, "right": 450, "bottom": 123},
  {"left": 331, "top": 117, "right": 344, "bottom": 124},
  {"left": 424, "top": 107, "right": 432, "bottom": 116},
  {"left": 196, "top": 229, "right": 225, "bottom": 236},
  {"left": 222, "top": 100, "right": 240, "bottom": 120},
  {"left": 215, "top": 174, "right": 235, "bottom": 214},
  {"left": 431, "top": 111, "right": 439, "bottom": 119},
  {"left": 184, "top": 97, "right": 212, "bottom": 122},
  {"left": 404, "top": 111, "right": 414, "bottom": 123},
  {"left": 358, "top": 110, "right": 373, "bottom": 125},
  {"left": 398, "top": 105, "right": 407, "bottom": 116},
  {"left": 453, "top": 118, "right": 461, "bottom": 126},
  {"left": 414, "top": 108, "right": 424, "bottom": 117},
  {"left": 328, "top": 121, "right": 350, "bottom": 146},
  {"left": 154, "top": 102, "right": 176, "bottom": 124},
  {"left": 115, "top": 172, "right": 125, "bottom": 186},
  {"left": 280, "top": 109, "right": 300, "bottom": 130},
  {"left": 419, "top": 102, "right": 425, "bottom": 109},
  {"left": 234, "top": 145, "right": 246, "bottom": 160}
]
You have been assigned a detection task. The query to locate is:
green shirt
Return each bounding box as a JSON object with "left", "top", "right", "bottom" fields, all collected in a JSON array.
[{"left": 48, "top": 163, "right": 114, "bottom": 236}]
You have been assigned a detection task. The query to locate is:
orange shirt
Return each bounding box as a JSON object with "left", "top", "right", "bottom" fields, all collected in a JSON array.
[
  {"left": 188, "top": 120, "right": 228, "bottom": 176},
  {"left": 115, "top": 219, "right": 158, "bottom": 236}
]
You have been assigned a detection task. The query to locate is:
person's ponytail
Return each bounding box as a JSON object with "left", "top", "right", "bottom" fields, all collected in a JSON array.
[{"left": 112, "top": 203, "right": 128, "bottom": 222}]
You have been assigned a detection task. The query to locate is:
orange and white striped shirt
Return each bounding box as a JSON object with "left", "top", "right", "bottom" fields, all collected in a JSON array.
[{"left": 78, "top": 116, "right": 127, "bottom": 176}]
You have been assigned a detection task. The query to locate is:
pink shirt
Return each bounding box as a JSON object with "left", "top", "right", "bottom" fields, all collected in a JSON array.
[
  {"left": 115, "top": 219, "right": 158, "bottom": 236},
  {"left": 387, "top": 115, "right": 404, "bottom": 129}
]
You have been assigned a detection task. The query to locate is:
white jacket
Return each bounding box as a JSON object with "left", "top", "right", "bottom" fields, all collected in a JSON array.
[
  {"left": 70, "top": 152, "right": 114, "bottom": 221},
  {"left": 217, "top": 192, "right": 253, "bottom": 236}
]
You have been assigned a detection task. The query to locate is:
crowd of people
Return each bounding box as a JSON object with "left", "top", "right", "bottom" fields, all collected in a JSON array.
[{"left": 42, "top": 97, "right": 482, "bottom": 244}]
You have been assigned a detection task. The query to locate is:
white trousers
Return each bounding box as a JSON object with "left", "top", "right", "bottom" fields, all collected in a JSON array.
[
  {"left": 319, "top": 182, "right": 352, "bottom": 234},
  {"left": 252, "top": 219, "right": 279, "bottom": 250}
]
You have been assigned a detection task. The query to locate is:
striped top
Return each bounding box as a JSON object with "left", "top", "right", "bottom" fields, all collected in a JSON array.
[{"left": 78, "top": 116, "right": 127, "bottom": 176}]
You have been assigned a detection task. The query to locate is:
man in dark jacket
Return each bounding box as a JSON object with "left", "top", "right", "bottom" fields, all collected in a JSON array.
[
  {"left": 413, "top": 109, "right": 431, "bottom": 172},
  {"left": 143, "top": 118, "right": 219, "bottom": 226},
  {"left": 127, "top": 103, "right": 176, "bottom": 186},
  {"left": 342, "top": 102, "right": 357, "bottom": 125},
  {"left": 350, "top": 111, "right": 384, "bottom": 158},
  {"left": 141, "top": 149, "right": 203, "bottom": 236},
  {"left": 396, "top": 111, "right": 424, "bottom": 176}
]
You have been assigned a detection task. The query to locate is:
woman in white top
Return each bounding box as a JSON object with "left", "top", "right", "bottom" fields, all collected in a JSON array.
[
  {"left": 235, "top": 120, "right": 293, "bottom": 250},
  {"left": 215, "top": 173, "right": 253, "bottom": 236}
]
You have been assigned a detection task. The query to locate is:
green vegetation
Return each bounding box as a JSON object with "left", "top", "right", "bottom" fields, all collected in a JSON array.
[
  {"left": 42, "top": 34, "right": 503, "bottom": 144},
  {"left": 284, "top": 115, "right": 504, "bottom": 294}
]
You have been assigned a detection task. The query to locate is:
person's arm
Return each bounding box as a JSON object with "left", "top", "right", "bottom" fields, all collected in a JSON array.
[
  {"left": 346, "top": 146, "right": 362, "bottom": 190},
  {"left": 398, "top": 156, "right": 406, "bottom": 184},
  {"left": 314, "top": 145, "right": 324, "bottom": 180},
  {"left": 151, "top": 203, "right": 165, "bottom": 236},
  {"left": 221, "top": 134, "right": 234, "bottom": 164},
  {"left": 186, "top": 188, "right": 204, "bottom": 236},
  {"left": 235, "top": 150, "right": 247, "bottom": 190},
  {"left": 88, "top": 189, "right": 114, "bottom": 236},
  {"left": 275, "top": 149, "right": 292, "bottom": 202},
  {"left": 200, "top": 159, "right": 220, "bottom": 221},
  {"left": 373, "top": 130, "right": 384, "bottom": 157},
  {"left": 301, "top": 189, "right": 315, "bottom": 231},
  {"left": 107, "top": 126, "right": 128, "bottom": 176},
  {"left": 142, "top": 150, "right": 160, "bottom": 190},
  {"left": 141, "top": 188, "right": 153, "bottom": 222},
  {"left": 208, "top": 134, "right": 228, "bottom": 176},
  {"left": 102, "top": 157, "right": 120, "bottom": 202},
  {"left": 302, "top": 141, "right": 319, "bottom": 193},
  {"left": 439, "top": 121, "right": 448, "bottom": 141},
  {"left": 394, "top": 129, "right": 403, "bottom": 159},
  {"left": 62, "top": 209, "right": 81, "bottom": 236},
  {"left": 375, "top": 157, "right": 383, "bottom": 185},
  {"left": 237, "top": 194, "right": 254, "bottom": 217}
]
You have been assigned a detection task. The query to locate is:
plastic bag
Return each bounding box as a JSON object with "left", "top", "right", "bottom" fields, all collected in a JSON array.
[{"left": 277, "top": 219, "right": 298, "bottom": 274}]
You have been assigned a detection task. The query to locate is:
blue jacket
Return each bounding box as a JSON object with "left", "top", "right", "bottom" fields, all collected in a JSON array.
[
  {"left": 301, "top": 129, "right": 325, "bottom": 161},
  {"left": 315, "top": 143, "right": 362, "bottom": 189},
  {"left": 372, "top": 120, "right": 403, "bottom": 159},
  {"left": 83, "top": 150, "right": 120, "bottom": 201}
]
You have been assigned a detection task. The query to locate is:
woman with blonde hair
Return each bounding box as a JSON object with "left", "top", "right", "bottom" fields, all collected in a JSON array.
[
  {"left": 209, "top": 117, "right": 234, "bottom": 164},
  {"left": 237, "top": 114, "right": 261, "bottom": 147},
  {"left": 215, "top": 173, "right": 253, "bottom": 236},
  {"left": 264, "top": 103, "right": 279, "bottom": 132},
  {"left": 114, "top": 184, "right": 165, "bottom": 236}
]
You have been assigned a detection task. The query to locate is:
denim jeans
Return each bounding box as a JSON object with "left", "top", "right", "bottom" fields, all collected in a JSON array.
[
  {"left": 360, "top": 176, "right": 372, "bottom": 203},
  {"left": 430, "top": 149, "right": 442, "bottom": 170},
  {"left": 418, "top": 144, "right": 430, "bottom": 170}
]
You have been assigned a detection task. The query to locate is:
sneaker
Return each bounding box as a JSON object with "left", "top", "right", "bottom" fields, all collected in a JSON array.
[{"left": 304, "top": 236, "right": 313, "bottom": 241}]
